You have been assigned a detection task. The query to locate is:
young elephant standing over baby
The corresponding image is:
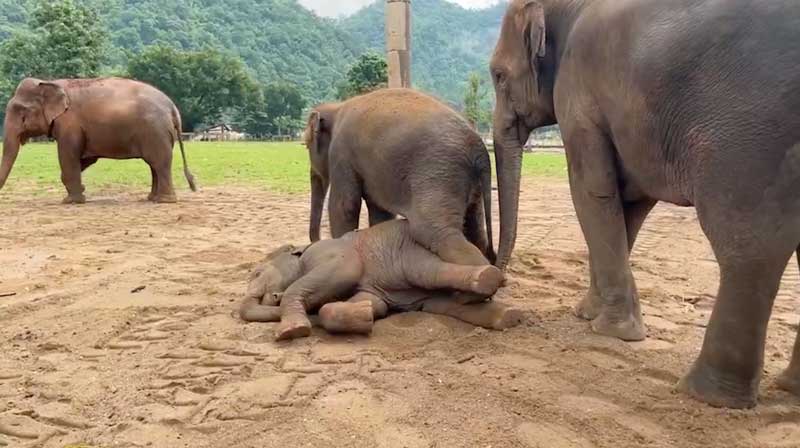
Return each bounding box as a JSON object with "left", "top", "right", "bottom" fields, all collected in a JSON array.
[
  {"left": 305, "top": 88, "right": 495, "bottom": 266},
  {"left": 240, "top": 220, "right": 522, "bottom": 341}
]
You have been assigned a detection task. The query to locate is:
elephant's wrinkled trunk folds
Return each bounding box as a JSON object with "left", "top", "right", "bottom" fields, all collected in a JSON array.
[
  {"left": 0, "top": 121, "right": 20, "bottom": 190},
  {"left": 494, "top": 120, "right": 526, "bottom": 270}
]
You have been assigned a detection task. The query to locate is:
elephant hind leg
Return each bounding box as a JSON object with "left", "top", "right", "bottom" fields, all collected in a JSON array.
[
  {"left": 776, "top": 248, "right": 800, "bottom": 398},
  {"left": 318, "top": 293, "right": 381, "bottom": 335},
  {"left": 408, "top": 202, "right": 488, "bottom": 266},
  {"left": 464, "top": 200, "right": 492, "bottom": 263},
  {"left": 678, "top": 216, "right": 795, "bottom": 408},
  {"left": 147, "top": 165, "right": 159, "bottom": 202},
  {"left": 421, "top": 297, "right": 523, "bottom": 330},
  {"left": 143, "top": 142, "right": 177, "bottom": 203},
  {"left": 401, "top": 243, "right": 504, "bottom": 301}
]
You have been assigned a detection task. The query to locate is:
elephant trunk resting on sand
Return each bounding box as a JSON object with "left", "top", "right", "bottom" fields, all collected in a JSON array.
[{"left": 240, "top": 220, "right": 523, "bottom": 341}]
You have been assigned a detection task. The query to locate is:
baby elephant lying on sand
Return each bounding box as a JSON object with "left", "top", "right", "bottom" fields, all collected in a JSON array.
[{"left": 241, "top": 220, "right": 523, "bottom": 341}]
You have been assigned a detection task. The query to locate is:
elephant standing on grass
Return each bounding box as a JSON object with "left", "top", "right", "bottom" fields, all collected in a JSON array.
[
  {"left": 304, "top": 88, "right": 495, "bottom": 266},
  {"left": 0, "top": 77, "right": 196, "bottom": 203},
  {"left": 490, "top": 0, "right": 800, "bottom": 408}
]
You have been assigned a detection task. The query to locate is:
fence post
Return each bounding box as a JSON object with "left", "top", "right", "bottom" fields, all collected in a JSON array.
[{"left": 386, "top": 0, "right": 411, "bottom": 88}]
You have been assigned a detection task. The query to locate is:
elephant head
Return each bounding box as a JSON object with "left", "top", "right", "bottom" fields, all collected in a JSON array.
[
  {"left": 0, "top": 78, "right": 69, "bottom": 190},
  {"left": 490, "top": 0, "right": 558, "bottom": 269},
  {"left": 303, "top": 103, "right": 340, "bottom": 242}
]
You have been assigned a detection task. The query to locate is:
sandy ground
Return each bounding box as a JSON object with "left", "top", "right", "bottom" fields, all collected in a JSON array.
[{"left": 0, "top": 179, "right": 798, "bottom": 448}]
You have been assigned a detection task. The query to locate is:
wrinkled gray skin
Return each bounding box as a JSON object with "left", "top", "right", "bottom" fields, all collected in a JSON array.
[
  {"left": 0, "top": 77, "right": 196, "bottom": 203},
  {"left": 240, "top": 219, "right": 522, "bottom": 341},
  {"left": 305, "top": 88, "right": 495, "bottom": 266},
  {"left": 491, "top": 0, "right": 800, "bottom": 408}
]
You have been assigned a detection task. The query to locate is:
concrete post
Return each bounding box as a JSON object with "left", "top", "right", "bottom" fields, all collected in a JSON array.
[{"left": 385, "top": 0, "right": 411, "bottom": 88}]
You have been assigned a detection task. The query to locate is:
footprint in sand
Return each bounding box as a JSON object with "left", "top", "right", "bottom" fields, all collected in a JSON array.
[
  {"left": 312, "top": 380, "right": 429, "bottom": 448},
  {"left": 753, "top": 422, "right": 800, "bottom": 447},
  {"left": 517, "top": 421, "right": 595, "bottom": 448},
  {"left": 580, "top": 349, "right": 634, "bottom": 372}
]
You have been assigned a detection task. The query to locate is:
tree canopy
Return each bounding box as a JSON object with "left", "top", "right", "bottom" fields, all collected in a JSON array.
[
  {"left": 128, "top": 45, "right": 260, "bottom": 131},
  {"left": 0, "top": 0, "right": 507, "bottom": 131},
  {"left": 336, "top": 52, "right": 388, "bottom": 100}
]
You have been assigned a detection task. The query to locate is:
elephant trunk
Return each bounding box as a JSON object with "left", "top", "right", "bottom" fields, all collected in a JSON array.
[
  {"left": 493, "top": 120, "right": 526, "bottom": 270},
  {"left": 0, "top": 122, "right": 20, "bottom": 190},
  {"left": 309, "top": 171, "right": 329, "bottom": 242}
]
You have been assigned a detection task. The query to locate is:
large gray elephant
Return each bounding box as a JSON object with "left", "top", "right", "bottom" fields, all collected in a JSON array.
[
  {"left": 304, "top": 88, "right": 495, "bottom": 266},
  {"left": 490, "top": 0, "right": 800, "bottom": 408},
  {"left": 0, "top": 77, "right": 196, "bottom": 203}
]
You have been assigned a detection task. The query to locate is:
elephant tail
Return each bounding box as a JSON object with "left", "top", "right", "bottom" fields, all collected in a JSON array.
[
  {"left": 477, "top": 151, "right": 497, "bottom": 264},
  {"left": 173, "top": 108, "right": 197, "bottom": 192}
]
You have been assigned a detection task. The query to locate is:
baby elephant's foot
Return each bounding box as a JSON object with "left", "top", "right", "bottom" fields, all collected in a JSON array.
[
  {"left": 275, "top": 315, "right": 312, "bottom": 341},
  {"left": 62, "top": 194, "right": 86, "bottom": 204},
  {"left": 470, "top": 266, "right": 505, "bottom": 296},
  {"left": 319, "top": 301, "right": 374, "bottom": 335}
]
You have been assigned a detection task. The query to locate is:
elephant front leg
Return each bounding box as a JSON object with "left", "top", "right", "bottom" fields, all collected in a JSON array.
[
  {"left": 276, "top": 254, "right": 364, "bottom": 341},
  {"left": 564, "top": 126, "right": 645, "bottom": 341},
  {"left": 57, "top": 138, "right": 86, "bottom": 204},
  {"left": 576, "top": 199, "right": 657, "bottom": 320}
]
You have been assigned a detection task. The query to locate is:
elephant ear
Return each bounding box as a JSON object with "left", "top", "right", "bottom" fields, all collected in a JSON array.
[
  {"left": 305, "top": 110, "right": 322, "bottom": 154},
  {"left": 38, "top": 82, "right": 69, "bottom": 125},
  {"left": 523, "top": 0, "right": 546, "bottom": 59}
]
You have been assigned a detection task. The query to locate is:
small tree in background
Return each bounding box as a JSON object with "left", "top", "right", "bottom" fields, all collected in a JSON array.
[
  {"left": 0, "top": 0, "right": 108, "bottom": 124},
  {"left": 336, "top": 52, "right": 388, "bottom": 100},
  {"left": 463, "top": 71, "right": 491, "bottom": 131},
  {"left": 128, "top": 45, "right": 260, "bottom": 131}
]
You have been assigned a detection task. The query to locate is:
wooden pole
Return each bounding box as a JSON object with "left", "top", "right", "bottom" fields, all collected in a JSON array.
[{"left": 385, "top": 0, "right": 411, "bottom": 88}]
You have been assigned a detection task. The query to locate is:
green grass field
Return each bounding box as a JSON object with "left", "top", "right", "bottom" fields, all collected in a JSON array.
[{"left": 3, "top": 142, "right": 566, "bottom": 195}]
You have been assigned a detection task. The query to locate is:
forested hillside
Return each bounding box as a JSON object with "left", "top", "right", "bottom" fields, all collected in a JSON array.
[
  {"left": 0, "top": 0, "right": 504, "bottom": 104},
  {"left": 341, "top": 0, "right": 505, "bottom": 103}
]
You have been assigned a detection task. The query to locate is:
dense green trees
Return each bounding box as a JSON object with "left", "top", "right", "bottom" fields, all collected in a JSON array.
[
  {"left": 463, "top": 72, "right": 492, "bottom": 132},
  {"left": 128, "top": 45, "right": 261, "bottom": 131},
  {"left": 0, "top": 0, "right": 505, "bottom": 132},
  {"left": 336, "top": 52, "right": 388, "bottom": 100}
]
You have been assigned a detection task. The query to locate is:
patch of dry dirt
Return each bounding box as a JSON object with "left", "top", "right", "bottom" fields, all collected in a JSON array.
[{"left": 0, "top": 181, "right": 798, "bottom": 448}]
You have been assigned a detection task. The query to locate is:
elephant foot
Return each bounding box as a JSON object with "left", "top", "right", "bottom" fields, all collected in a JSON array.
[
  {"left": 575, "top": 290, "right": 603, "bottom": 320},
  {"left": 590, "top": 308, "right": 646, "bottom": 341},
  {"left": 469, "top": 266, "right": 505, "bottom": 296},
  {"left": 275, "top": 315, "right": 312, "bottom": 341},
  {"left": 677, "top": 362, "right": 758, "bottom": 409},
  {"left": 154, "top": 193, "right": 178, "bottom": 204},
  {"left": 62, "top": 194, "right": 86, "bottom": 204},
  {"left": 486, "top": 303, "right": 524, "bottom": 330},
  {"left": 319, "top": 301, "right": 374, "bottom": 335},
  {"left": 776, "top": 368, "right": 800, "bottom": 397}
]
